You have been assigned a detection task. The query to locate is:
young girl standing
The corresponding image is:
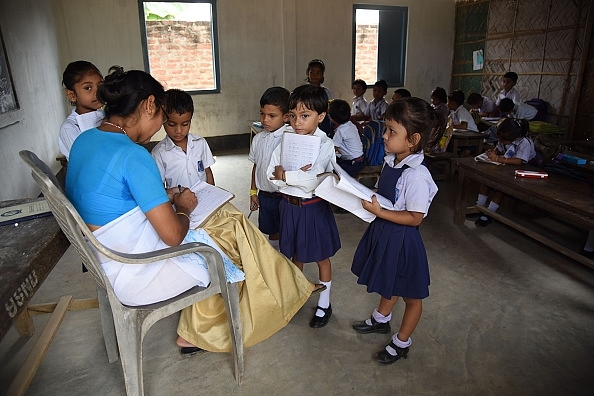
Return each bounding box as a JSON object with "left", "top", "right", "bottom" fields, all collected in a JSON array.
[
  {"left": 59, "top": 61, "right": 104, "bottom": 159},
  {"left": 351, "top": 97, "right": 446, "bottom": 364},
  {"left": 474, "top": 118, "right": 535, "bottom": 226},
  {"left": 267, "top": 84, "right": 341, "bottom": 328}
]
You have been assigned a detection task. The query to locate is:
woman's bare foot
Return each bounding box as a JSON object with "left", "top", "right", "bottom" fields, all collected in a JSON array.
[{"left": 176, "top": 335, "right": 196, "bottom": 348}]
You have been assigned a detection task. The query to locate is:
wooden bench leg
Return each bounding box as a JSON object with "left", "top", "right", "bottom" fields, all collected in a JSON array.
[{"left": 15, "top": 308, "right": 35, "bottom": 337}]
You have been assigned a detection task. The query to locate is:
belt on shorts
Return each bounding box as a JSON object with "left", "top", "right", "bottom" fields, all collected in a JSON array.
[
  {"left": 352, "top": 155, "right": 365, "bottom": 163},
  {"left": 259, "top": 190, "right": 278, "bottom": 198},
  {"left": 280, "top": 193, "right": 323, "bottom": 207}
]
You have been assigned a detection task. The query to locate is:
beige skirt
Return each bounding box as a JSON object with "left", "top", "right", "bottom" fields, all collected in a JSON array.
[{"left": 177, "top": 203, "right": 314, "bottom": 352}]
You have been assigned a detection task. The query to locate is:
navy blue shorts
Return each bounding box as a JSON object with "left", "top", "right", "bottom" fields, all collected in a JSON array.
[{"left": 257, "top": 191, "right": 282, "bottom": 235}]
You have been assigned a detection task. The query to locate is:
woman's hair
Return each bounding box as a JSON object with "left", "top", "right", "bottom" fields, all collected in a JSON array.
[
  {"left": 260, "top": 86, "right": 290, "bottom": 114},
  {"left": 97, "top": 66, "right": 165, "bottom": 118},
  {"left": 328, "top": 99, "right": 351, "bottom": 125},
  {"left": 164, "top": 88, "right": 194, "bottom": 116},
  {"left": 384, "top": 97, "right": 447, "bottom": 152},
  {"left": 62, "top": 60, "right": 102, "bottom": 90},
  {"left": 288, "top": 84, "right": 328, "bottom": 114},
  {"left": 306, "top": 59, "right": 325, "bottom": 83},
  {"left": 496, "top": 118, "right": 529, "bottom": 141},
  {"left": 431, "top": 87, "right": 447, "bottom": 103}
]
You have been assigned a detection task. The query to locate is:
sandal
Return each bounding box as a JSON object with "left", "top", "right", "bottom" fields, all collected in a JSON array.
[
  {"left": 180, "top": 346, "right": 206, "bottom": 358},
  {"left": 311, "top": 283, "right": 327, "bottom": 296}
]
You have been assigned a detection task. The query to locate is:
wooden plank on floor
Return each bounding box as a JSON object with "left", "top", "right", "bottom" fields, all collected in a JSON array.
[
  {"left": 27, "top": 298, "right": 98, "bottom": 315},
  {"left": 7, "top": 295, "right": 73, "bottom": 396}
]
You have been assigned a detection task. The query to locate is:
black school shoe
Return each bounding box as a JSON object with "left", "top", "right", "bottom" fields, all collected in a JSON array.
[
  {"left": 352, "top": 316, "right": 391, "bottom": 334},
  {"left": 309, "top": 305, "right": 332, "bottom": 328},
  {"left": 475, "top": 215, "right": 492, "bottom": 227},
  {"left": 373, "top": 341, "right": 409, "bottom": 364}
]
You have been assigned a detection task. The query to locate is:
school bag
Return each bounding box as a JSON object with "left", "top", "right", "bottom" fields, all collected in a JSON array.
[{"left": 525, "top": 98, "right": 548, "bottom": 121}]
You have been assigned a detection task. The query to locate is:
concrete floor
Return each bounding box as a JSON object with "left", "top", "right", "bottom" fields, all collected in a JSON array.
[{"left": 2, "top": 149, "right": 594, "bottom": 396}]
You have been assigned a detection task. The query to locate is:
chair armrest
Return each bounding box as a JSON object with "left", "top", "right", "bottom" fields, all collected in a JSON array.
[{"left": 92, "top": 241, "right": 216, "bottom": 264}]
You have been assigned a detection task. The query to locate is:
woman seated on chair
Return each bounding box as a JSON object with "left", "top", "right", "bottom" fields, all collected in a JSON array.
[{"left": 66, "top": 66, "right": 315, "bottom": 354}]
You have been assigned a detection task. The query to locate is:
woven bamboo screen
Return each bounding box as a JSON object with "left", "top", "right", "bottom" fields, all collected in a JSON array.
[{"left": 452, "top": 0, "right": 593, "bottom": 140}]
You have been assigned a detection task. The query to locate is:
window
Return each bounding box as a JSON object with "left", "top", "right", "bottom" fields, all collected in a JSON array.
[
  {"left": 352, "top": 5, "right": 408, "bottom": 87},
  {"left": 138, "top": 0, "right": 220, "bottom": 94}
]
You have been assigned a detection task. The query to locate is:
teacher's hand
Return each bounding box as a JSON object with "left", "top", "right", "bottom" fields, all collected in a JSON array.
[{"left": 173, "top": 188, "right": 198, "bottom": 215}]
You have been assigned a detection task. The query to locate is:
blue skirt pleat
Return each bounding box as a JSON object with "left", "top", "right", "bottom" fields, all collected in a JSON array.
[
  {"left": 279, "top": 199, "right": 341, "bottom": 263},
  {"left": 351, "top": 218, "right": 430, "bottom": 299}
]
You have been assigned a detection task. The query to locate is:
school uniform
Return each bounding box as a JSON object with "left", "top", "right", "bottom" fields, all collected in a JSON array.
[
  {"left": 477, "top": 96, "right": 495, "bottom": 114},
  {"left": 351, "top": 96, "right": 369, "bottom": 117},
  {"left": 451, "top": 105, "right": 479, "bottom": 132},
  {"left": 151, "top": 133, "right": 215, "bottom": 188},
  {"left": 333, "top": 121, "right": 365, "bottom": 176},
  {"left": 496, "top": 87, "right": 521, "bottom": 105},
  {"left": 511, "top": 103, "right": 538, "bottom": 120},
  {"left": 248, "top": 124, "right": 288, "bottom": 234},
  {"left": 497, "top": 136, "right": 536, "bottom": 163},
  {"left": 267, "top": 128, "right": 340, "bottom": 262},
  {"left": 366, "top": 98, "right": 389, "bottom": 121},
  {"left": 351, "top": 151, "right": 437, "bottom": 300}
]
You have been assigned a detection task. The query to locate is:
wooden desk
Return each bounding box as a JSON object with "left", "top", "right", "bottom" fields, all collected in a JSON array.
[
  {"left": 449, "top": 130, "right": 489, "bottom": 156},
  {"left": 0, "top": 199, "right": 70, "bottom": 340},
  {"left": 452, "top": 157, "right": 594, "bottom": 269}
]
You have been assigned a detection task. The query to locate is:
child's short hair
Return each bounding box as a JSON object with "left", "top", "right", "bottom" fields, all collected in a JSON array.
[
  {"left": 352, "top": 79, "right": 367, "bottom": 91},
  {"left": 431, "top": 87, "right": 447, "bottom": 103},
  {"left": 467, "top": 92, "right": 483, "bottom": 106},
  {"left": 394, "top": 88, "right": 411, "bottom": 98},
  {"left": 328, "top": 99, "right": 351, "bottom": 125},
  {"left": 289, "top": 84, "right": 328, "bottom": 114},
  {"left": 499, "top": 98, "right": 515, "bottom": 113},
  {"left": 447, "top": 90, "right": 465, "bottom": 106},
  {"left": 260, "top": 86, "right": 290, "bottom": 114},
  {"left": 497, "top": 117, "right": 528, "bottom": 141},
  {"left": 164, "top": 89, "right": 194, "bottom": 116},
  {"left": 62, "top": 60, "right": 102, "bottom": 90},
  {"left": 374, "top": 80, "right": 388, "bottom": 91},
  {"left": 503, "top": 71, "right": 518, "bottom": 83},
  {"left": 384, "top": 97, "right": 447, "bottom": 152}
]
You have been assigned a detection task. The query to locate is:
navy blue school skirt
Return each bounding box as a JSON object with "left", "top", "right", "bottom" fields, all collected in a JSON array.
[
  {"left": 279, "top": 195, "right": 341, "bottom": 263},
  {"left": 351, "top": 217, "right": 430, "bottom": 300}
]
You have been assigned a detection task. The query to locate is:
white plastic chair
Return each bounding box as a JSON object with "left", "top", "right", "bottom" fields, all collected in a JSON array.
[{"left": 19, "top": 150, "right": 243, "bottom": 395}]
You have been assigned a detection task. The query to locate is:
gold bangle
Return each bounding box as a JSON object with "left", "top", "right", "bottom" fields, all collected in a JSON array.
[
  {"left": 176, "top": 212, "right": 190, "bottom": 222},
  {"left": 250, "top": 189, "right": 258, "bottom": 196}
]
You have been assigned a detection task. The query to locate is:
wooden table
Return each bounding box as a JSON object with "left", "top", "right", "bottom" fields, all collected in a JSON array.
[
  {"left": 452, "top": 157, "right": 594, "bottom": 269},
  {"left": 449, "top": 130, "right": 489, "bottom": 156},
  {"left": 0, "top": 199, "right": 70, "bottom": 340}
]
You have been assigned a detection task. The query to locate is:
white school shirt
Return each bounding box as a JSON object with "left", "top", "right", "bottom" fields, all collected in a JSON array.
[
  {"left": 496, "top": 136, "right": 536, "bottom": 163},
  {"left": 478, "top": 96, "right": 495, "bottom": 114},
  {"left": 512, "top": 103, "right": 538, "bottom": 120},
  {"left": 366, "top": 98, "right": 389, "bottom": 120},
  {"left": 383, "top": 151, "right": 438, "bottom": 217},
  {"left": 59, "top": 109, "right": 104, "bottom": 159},
  {"left": 267, "top": 128, "right": 336, "bottom": 198},
  {"left": 496, "top": 87, "right": 521, "bottom": 105},
  {"left": 332, "top": 121, "right": 363, "bottom": 160},
  {"left": 248, "top": 124, "right": 289, "bottom": 193},
  {"left": 151, "top": 133, "right": 215, "bottom": 188},
  {"left": 451, "top": 105, "right": 479, "bottom": 132},
  {"left": 351, "top": 96, "right": 369, "bottom": 116}
]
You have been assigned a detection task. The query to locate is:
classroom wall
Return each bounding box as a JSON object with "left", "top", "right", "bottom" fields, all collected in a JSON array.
[{"left": 0, "top": 0, "right": 456, "bottom": 201}]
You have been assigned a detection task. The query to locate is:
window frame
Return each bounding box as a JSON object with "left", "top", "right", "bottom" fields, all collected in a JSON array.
[
  {"left": 137, "top": 0, "right": 221, "bottom": 94},
  {"left": 352, "top": 4, "right": 408, "bottom": 88}
]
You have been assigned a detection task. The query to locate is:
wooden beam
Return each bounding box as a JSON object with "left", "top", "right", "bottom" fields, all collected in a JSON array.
[{"left": 27, "top": 298, "right": 99, "bottom": 315}]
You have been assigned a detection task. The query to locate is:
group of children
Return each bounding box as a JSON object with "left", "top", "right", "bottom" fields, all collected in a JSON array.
[{"left": 350, "top": 79, "right": 413, "bottom": 122}]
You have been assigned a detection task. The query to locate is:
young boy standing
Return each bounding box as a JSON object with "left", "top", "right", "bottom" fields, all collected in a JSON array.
[
  {"left": 151, "top": 89, "right": 215, "bottom": 188},
  {"left": 248, "top": 87, "right": 290, "bottom": 250},
  {"left": 351, "top": 79, "right": 368, "bottom": 121}
]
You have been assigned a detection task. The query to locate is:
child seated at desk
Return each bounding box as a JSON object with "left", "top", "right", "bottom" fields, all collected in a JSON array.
[
  {"left": 447, "top": 90, "right": 478, "bottom": 132},
  {"left": 329, "top": 99, "right": 365, "bottom": 177},
  {"left": 499, "top": 98, "right": 538, "bottom": 121},
  {"left": 467, "top": 92, "right": 495, "bottom": 117},
  {"left": 430, "top": 87, "right": 449, "bottom": 115},
  {"left": 474, "top": 118, "right": 536, "bottom": 226},
  {"left": 351, "top": 79, "right": 369, "bottom": 121}
]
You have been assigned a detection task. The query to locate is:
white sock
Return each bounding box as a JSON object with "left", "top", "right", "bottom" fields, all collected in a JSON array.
[
  {"left": 315, "top": 280, "right": 331, "bottom": 317},
  {"left": 487, "top": 202, "right": 499, "bottom": 213},
  {"left": 269, "top": 239, "right": 279, "bottom": 250},
  {"left": 366, "top": 309, "right": 391, "bottom": 325},
  {"left": 584, "top": 230, "right": 594, "bottom": 252},
  {"left": 476, "top": 194, "right": 488, "bottom": 206},
  {"left": 385, "top": 333, "right": 412, "bottom": 356}
]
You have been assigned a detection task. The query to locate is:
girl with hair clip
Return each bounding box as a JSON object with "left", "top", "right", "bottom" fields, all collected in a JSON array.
[
  {"left": 351, "top": 97, "right": 446, "bottom": 364},
  {"left": 474, "top": 118, "right": 536, "bottom": 226}
]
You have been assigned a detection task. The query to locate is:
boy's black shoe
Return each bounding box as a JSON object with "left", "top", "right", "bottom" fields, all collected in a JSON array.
[{"left": 475, "top": 216, "right": 492, "bottom": 227}]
